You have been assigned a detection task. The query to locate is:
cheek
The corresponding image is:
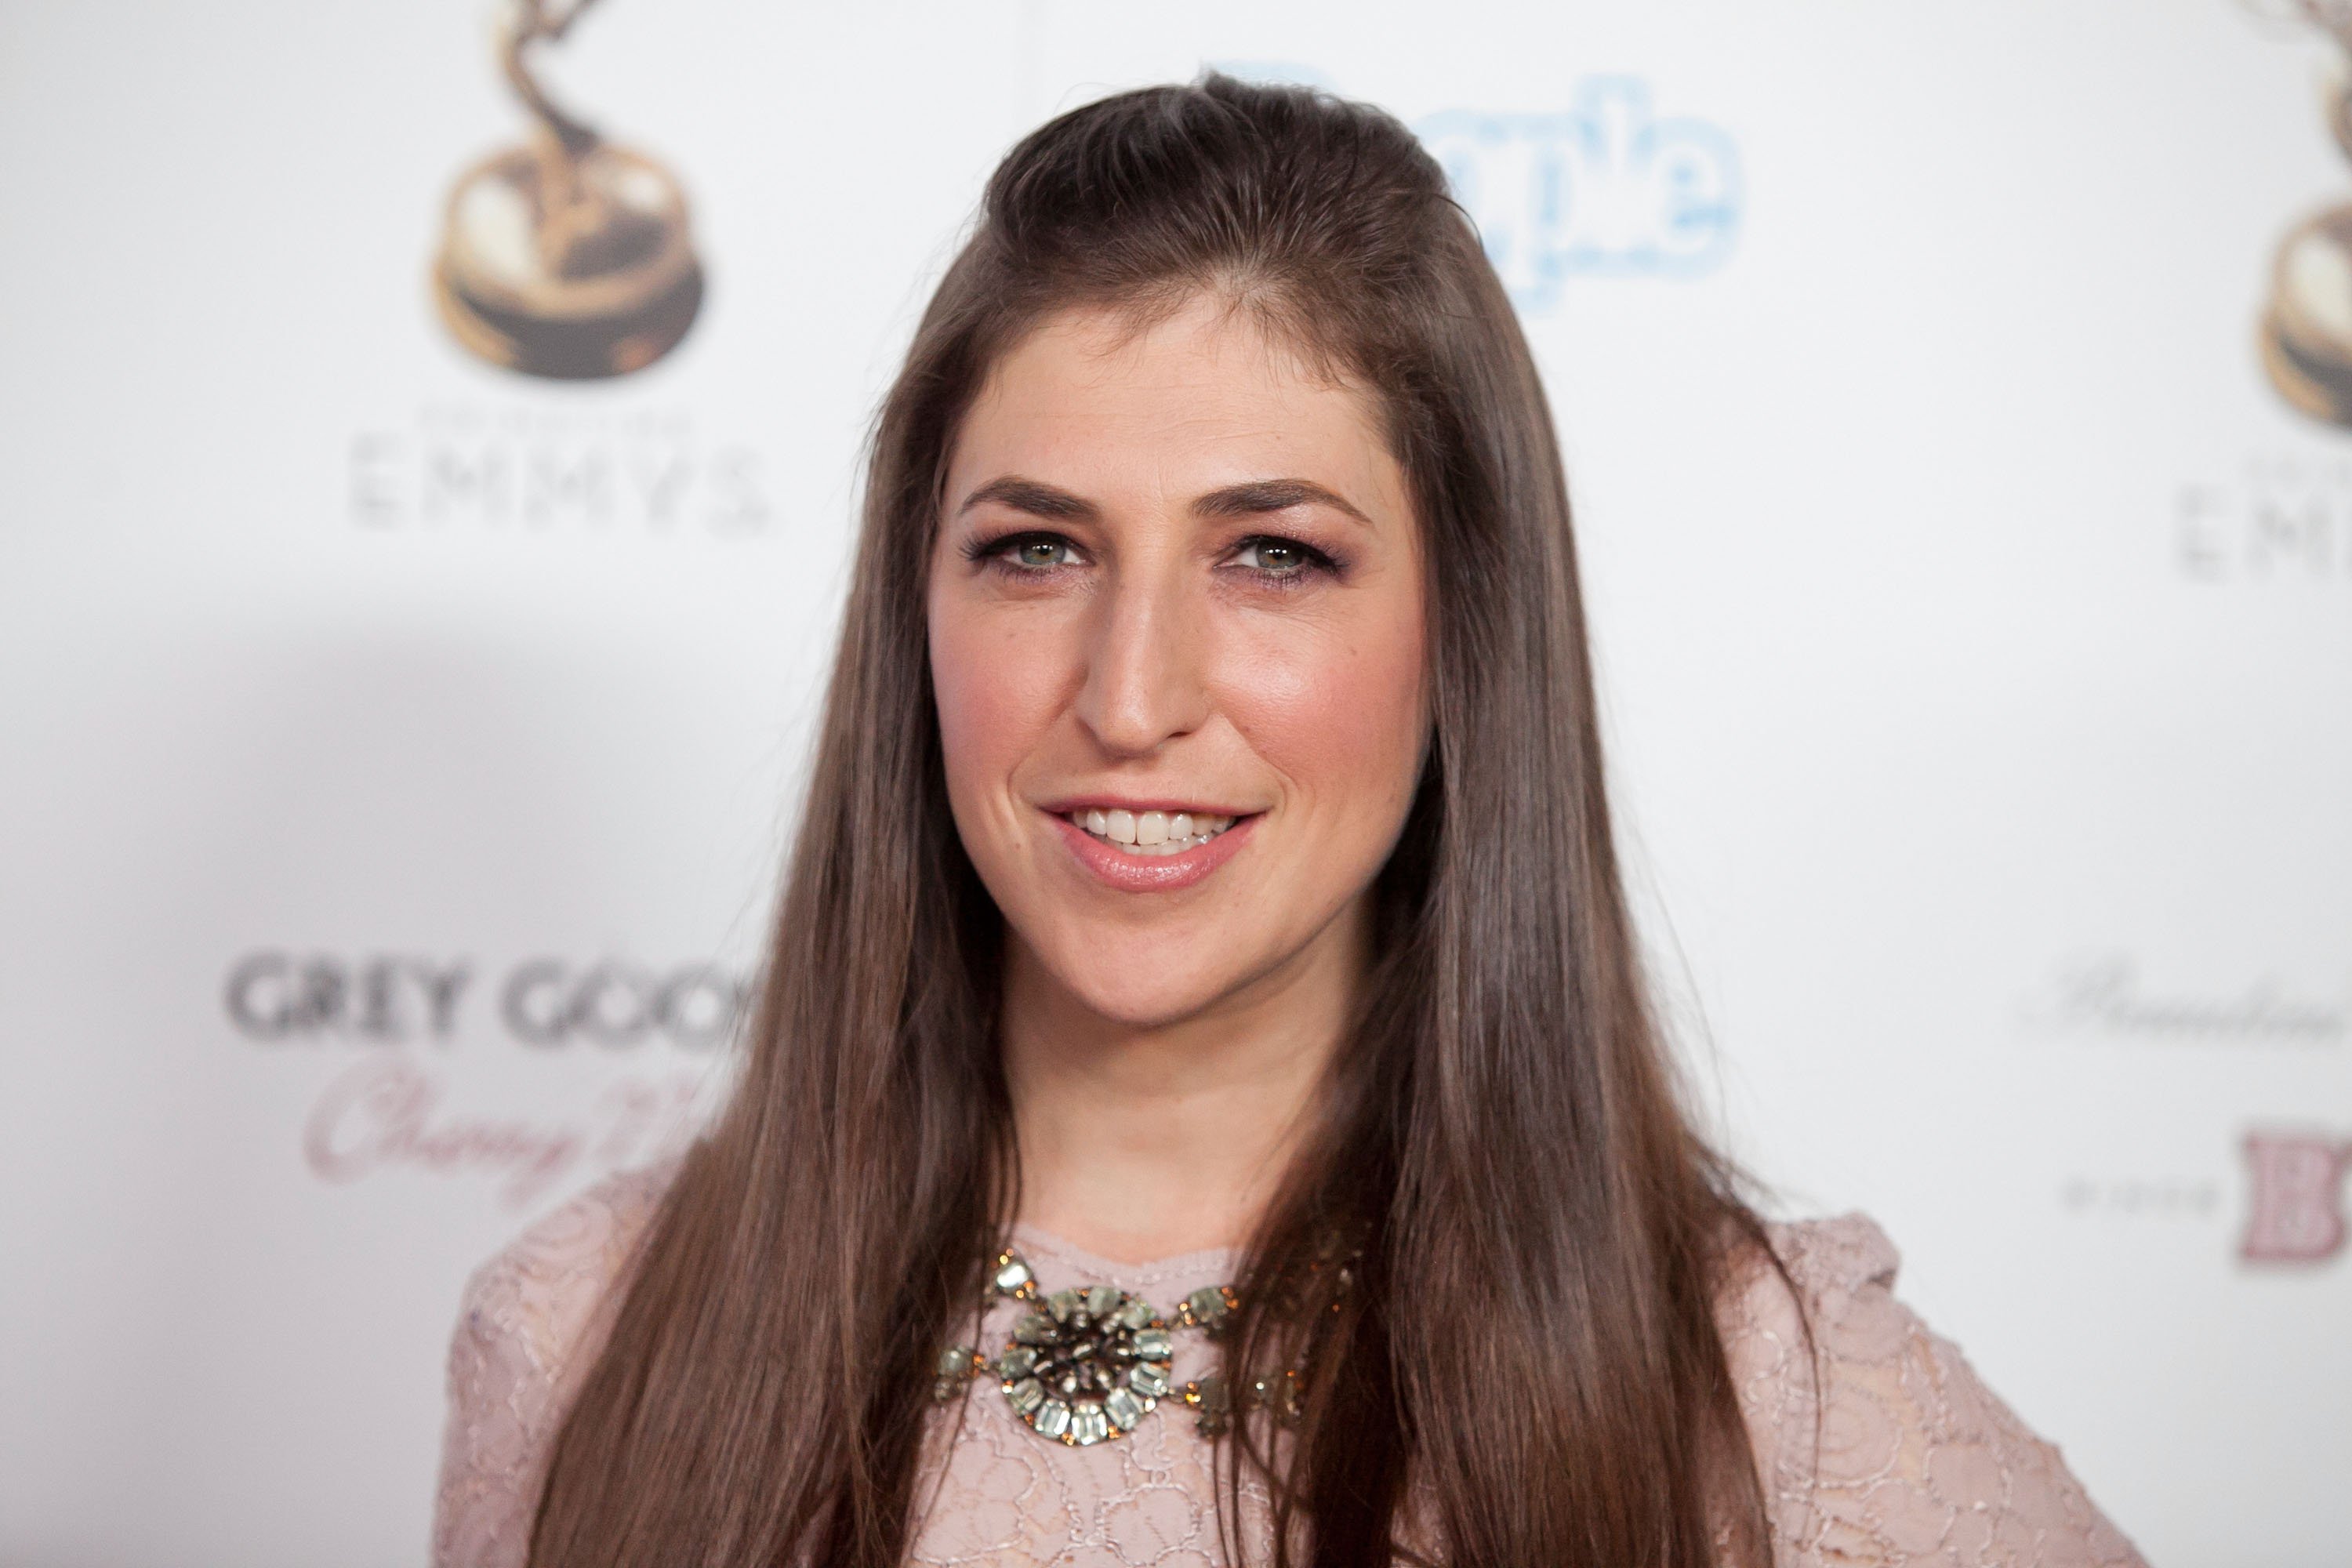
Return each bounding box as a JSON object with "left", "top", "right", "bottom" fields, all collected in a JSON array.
[
  {"left": 928, "top": 593, "right": 1064, "bottom": 807},
  {"left": 1225, "top": 597, "right": 1428, "bottom": 823}
]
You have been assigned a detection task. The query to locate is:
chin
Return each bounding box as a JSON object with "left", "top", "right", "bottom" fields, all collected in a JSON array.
[{"left": 1040, "top": 946, "right": 1243, "bottom": 1029}]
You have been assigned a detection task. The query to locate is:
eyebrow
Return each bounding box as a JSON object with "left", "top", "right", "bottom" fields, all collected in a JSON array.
[
  {"left": 955, "top": 476, "right": 1099, "bottom": 522},
  {"left": 954, "top": 474, "right": 1374, "bottom": 528},
  {"left": 1192, "top": 477, "right": 1374, "bottom": 528}
]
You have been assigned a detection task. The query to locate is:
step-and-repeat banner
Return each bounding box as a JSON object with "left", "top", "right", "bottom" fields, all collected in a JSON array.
[{"left": 2, "top": 1, "right": 2347, "bottom": 1563}]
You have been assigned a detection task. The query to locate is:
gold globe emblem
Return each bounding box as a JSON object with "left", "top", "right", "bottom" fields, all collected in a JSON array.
[
  {"left": 2258, "top": 1, "right": 2352, "bottom": 423},
  {"left": 434, "top": 0, "right": 703, "bottom": 380},
  {"left": 2264, "top": 209, "right": 2352, "bottom": 423}
]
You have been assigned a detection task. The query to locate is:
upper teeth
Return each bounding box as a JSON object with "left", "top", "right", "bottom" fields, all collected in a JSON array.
[{"left": 1071, "top": 808, "right": 1237, "bottom": 856}]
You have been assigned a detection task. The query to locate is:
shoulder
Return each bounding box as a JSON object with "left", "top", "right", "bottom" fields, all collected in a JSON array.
[
  {"left": 1715, "top": 1213, "right": 1904, "bottom": 1406},
  {"left": 1715, "top": 1212, "right": 2146, "bottom": 1568},
  {"left": 451, "top": 1157, "right": 680, "bottom": 1381},
  {"left": 430, "top": 1159, "right": 681, "bottom": 1568}
]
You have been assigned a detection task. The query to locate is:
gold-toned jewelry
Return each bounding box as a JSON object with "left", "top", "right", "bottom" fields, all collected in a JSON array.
[
  {"left": 932, "top": 1242, "right": 1348, "bottom": 1446},
  {"left": 932, "top": 1248, "right": 1240, "bottom": 1446}
]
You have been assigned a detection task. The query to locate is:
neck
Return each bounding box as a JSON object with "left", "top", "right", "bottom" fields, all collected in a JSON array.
[{"left": 999, "top": 899, "right": 1367, "bottom": 1265}]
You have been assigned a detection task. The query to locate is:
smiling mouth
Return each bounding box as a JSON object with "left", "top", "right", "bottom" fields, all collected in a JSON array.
[{"left": 1062, "top": 808, "right": 1244, "bottom": 858}]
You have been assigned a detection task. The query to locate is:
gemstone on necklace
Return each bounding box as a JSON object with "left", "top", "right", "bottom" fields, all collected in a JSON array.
[
  {"left": 1181, "top": 1286, "right": 1233, "bottom": 1333},
  {"left": 931, "top": 1345, "right": 982, "bottom": 1403},
  {"left": 1184, "top": 1373, "right": 1232, "bottom": 1436},
  {"left": 989, "top": 1266, "right": 1178, "bottom": 1446}
]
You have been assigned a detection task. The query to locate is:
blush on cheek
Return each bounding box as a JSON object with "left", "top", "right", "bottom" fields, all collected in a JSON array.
[
  {"left": 928, "top": 612, "right": 1061, "bottom": 826},
  {"left": 1227, "top": 619, "right": 1429, "bottom": 822}
]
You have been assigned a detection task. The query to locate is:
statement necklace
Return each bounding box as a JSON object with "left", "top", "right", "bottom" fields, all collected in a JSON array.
[{"left": 933, "top": 1246, "right": 1316, "bottom": 1447}]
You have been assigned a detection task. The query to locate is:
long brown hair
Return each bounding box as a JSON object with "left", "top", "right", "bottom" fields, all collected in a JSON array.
[{"left": 528, "top": 71, "right": 1784, "bottom": 1568}]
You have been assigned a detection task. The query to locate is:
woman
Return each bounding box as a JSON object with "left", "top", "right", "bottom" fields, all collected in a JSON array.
[{"left": 433, "top": 74, "right": 2146, "bottom": 1568}]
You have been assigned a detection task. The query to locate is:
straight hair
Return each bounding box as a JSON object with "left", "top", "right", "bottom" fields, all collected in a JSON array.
[{"left": 528, "top": 71, "right": 1788, "bottom": 1568}]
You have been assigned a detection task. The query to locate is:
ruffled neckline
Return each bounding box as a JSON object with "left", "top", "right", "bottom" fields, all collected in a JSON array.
[{"left": 1007, "top": 1221, "right": 1242, "bottom": 1289}]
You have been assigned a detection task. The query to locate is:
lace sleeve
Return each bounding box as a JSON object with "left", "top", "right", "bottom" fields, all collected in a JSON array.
[
  {"left": 430, "top": 1163, "right": 677, "bottom": 1568},
  {"left": 1723, "top": 1214, "right": 2147, "bottom": 1568}
]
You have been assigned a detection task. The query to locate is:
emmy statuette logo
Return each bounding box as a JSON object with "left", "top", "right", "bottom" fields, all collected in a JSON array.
[
  {"left": 2259, "top": 1, "right": 2352, "bottom": 426},
  {"left": 433, "top": 0, "right": 704, "bottom": 380}
]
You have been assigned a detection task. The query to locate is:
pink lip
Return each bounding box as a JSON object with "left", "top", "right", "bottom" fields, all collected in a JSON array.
[{"left": 1046, "top": 810, "right": 1257, "bottom": 894}]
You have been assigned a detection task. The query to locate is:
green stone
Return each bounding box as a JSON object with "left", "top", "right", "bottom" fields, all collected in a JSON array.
[
  {"left": 999, "top": 1346, "right": 1036, "bottom": 1379},
  {"left": 1069, "top": 1402, "right": 1110, "bottom": 1445},
  {"left": 1104, "top": 1388, "right": 1144, "bottom": 1429},
  {"left": 1047, "top": 1287, "right": 1083, "bottom": 1323},
  {"left": 936, "top": 1345, "right": 974, "bottom": 1378},
  {"left": 1131, "top": 1363, "right": 1171, "bottom": 1398},
  {"left": 1007, "top": 1377, "right": 1044, "bottom": 1415},
  {"left": 1034, "top": 1399, "right": 1072, "bottom": 1439},
  {"left": 993, "top": 1258, "right": 1034, "bottom": 1294},
  {"left": 1011, "top": 1312, "right": 1055, "bottom": 1345},
  {"left": 1083, "top": 1284, "right": 1120, "bottom": 1318},
  {"left": 1114, "top": 1298, "right": 1157, "bottom": 1330},
  {"left": 1132, "top": 1329, "right": 1173, "bottom": 1359},
  {"left": 1189, "top": 1374, "right": 1232, "bottom": 1435}
]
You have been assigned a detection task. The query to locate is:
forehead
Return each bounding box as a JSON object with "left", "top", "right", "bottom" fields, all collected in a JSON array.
[{"left": 946, "top": 295, "right": 1399, "bottom": 503}]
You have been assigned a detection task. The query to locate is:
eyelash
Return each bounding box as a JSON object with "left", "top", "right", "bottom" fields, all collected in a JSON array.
[{"left": 964, "top": 530, "right": 1344, "bottom": 586}]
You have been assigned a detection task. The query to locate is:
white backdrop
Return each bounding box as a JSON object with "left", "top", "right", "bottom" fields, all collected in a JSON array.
[{"left": 3, "top": 2, "right": 2348, "bottom": 1563}]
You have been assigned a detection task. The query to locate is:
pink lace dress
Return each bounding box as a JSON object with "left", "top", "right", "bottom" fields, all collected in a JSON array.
[{"left": 431, "top": 1166, "right": 2147, "bottom": 1567}]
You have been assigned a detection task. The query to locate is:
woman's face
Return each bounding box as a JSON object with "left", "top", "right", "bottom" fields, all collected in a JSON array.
[{"left": 927, "top": 293, "right": 1429, "bottom": 1029}]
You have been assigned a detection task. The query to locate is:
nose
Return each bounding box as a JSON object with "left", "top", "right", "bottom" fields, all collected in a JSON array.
[{"left": 1071, "top": 559, "right": 1211, "bottom": 757}]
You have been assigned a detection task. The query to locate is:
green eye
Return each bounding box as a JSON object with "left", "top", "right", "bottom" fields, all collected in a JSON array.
[
  {"left": 1014, "top": 538, "right": 1067, "bottom": 568},
  {"left": 1237, "top": 538, "right": 1311, "bottom": 573}
]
